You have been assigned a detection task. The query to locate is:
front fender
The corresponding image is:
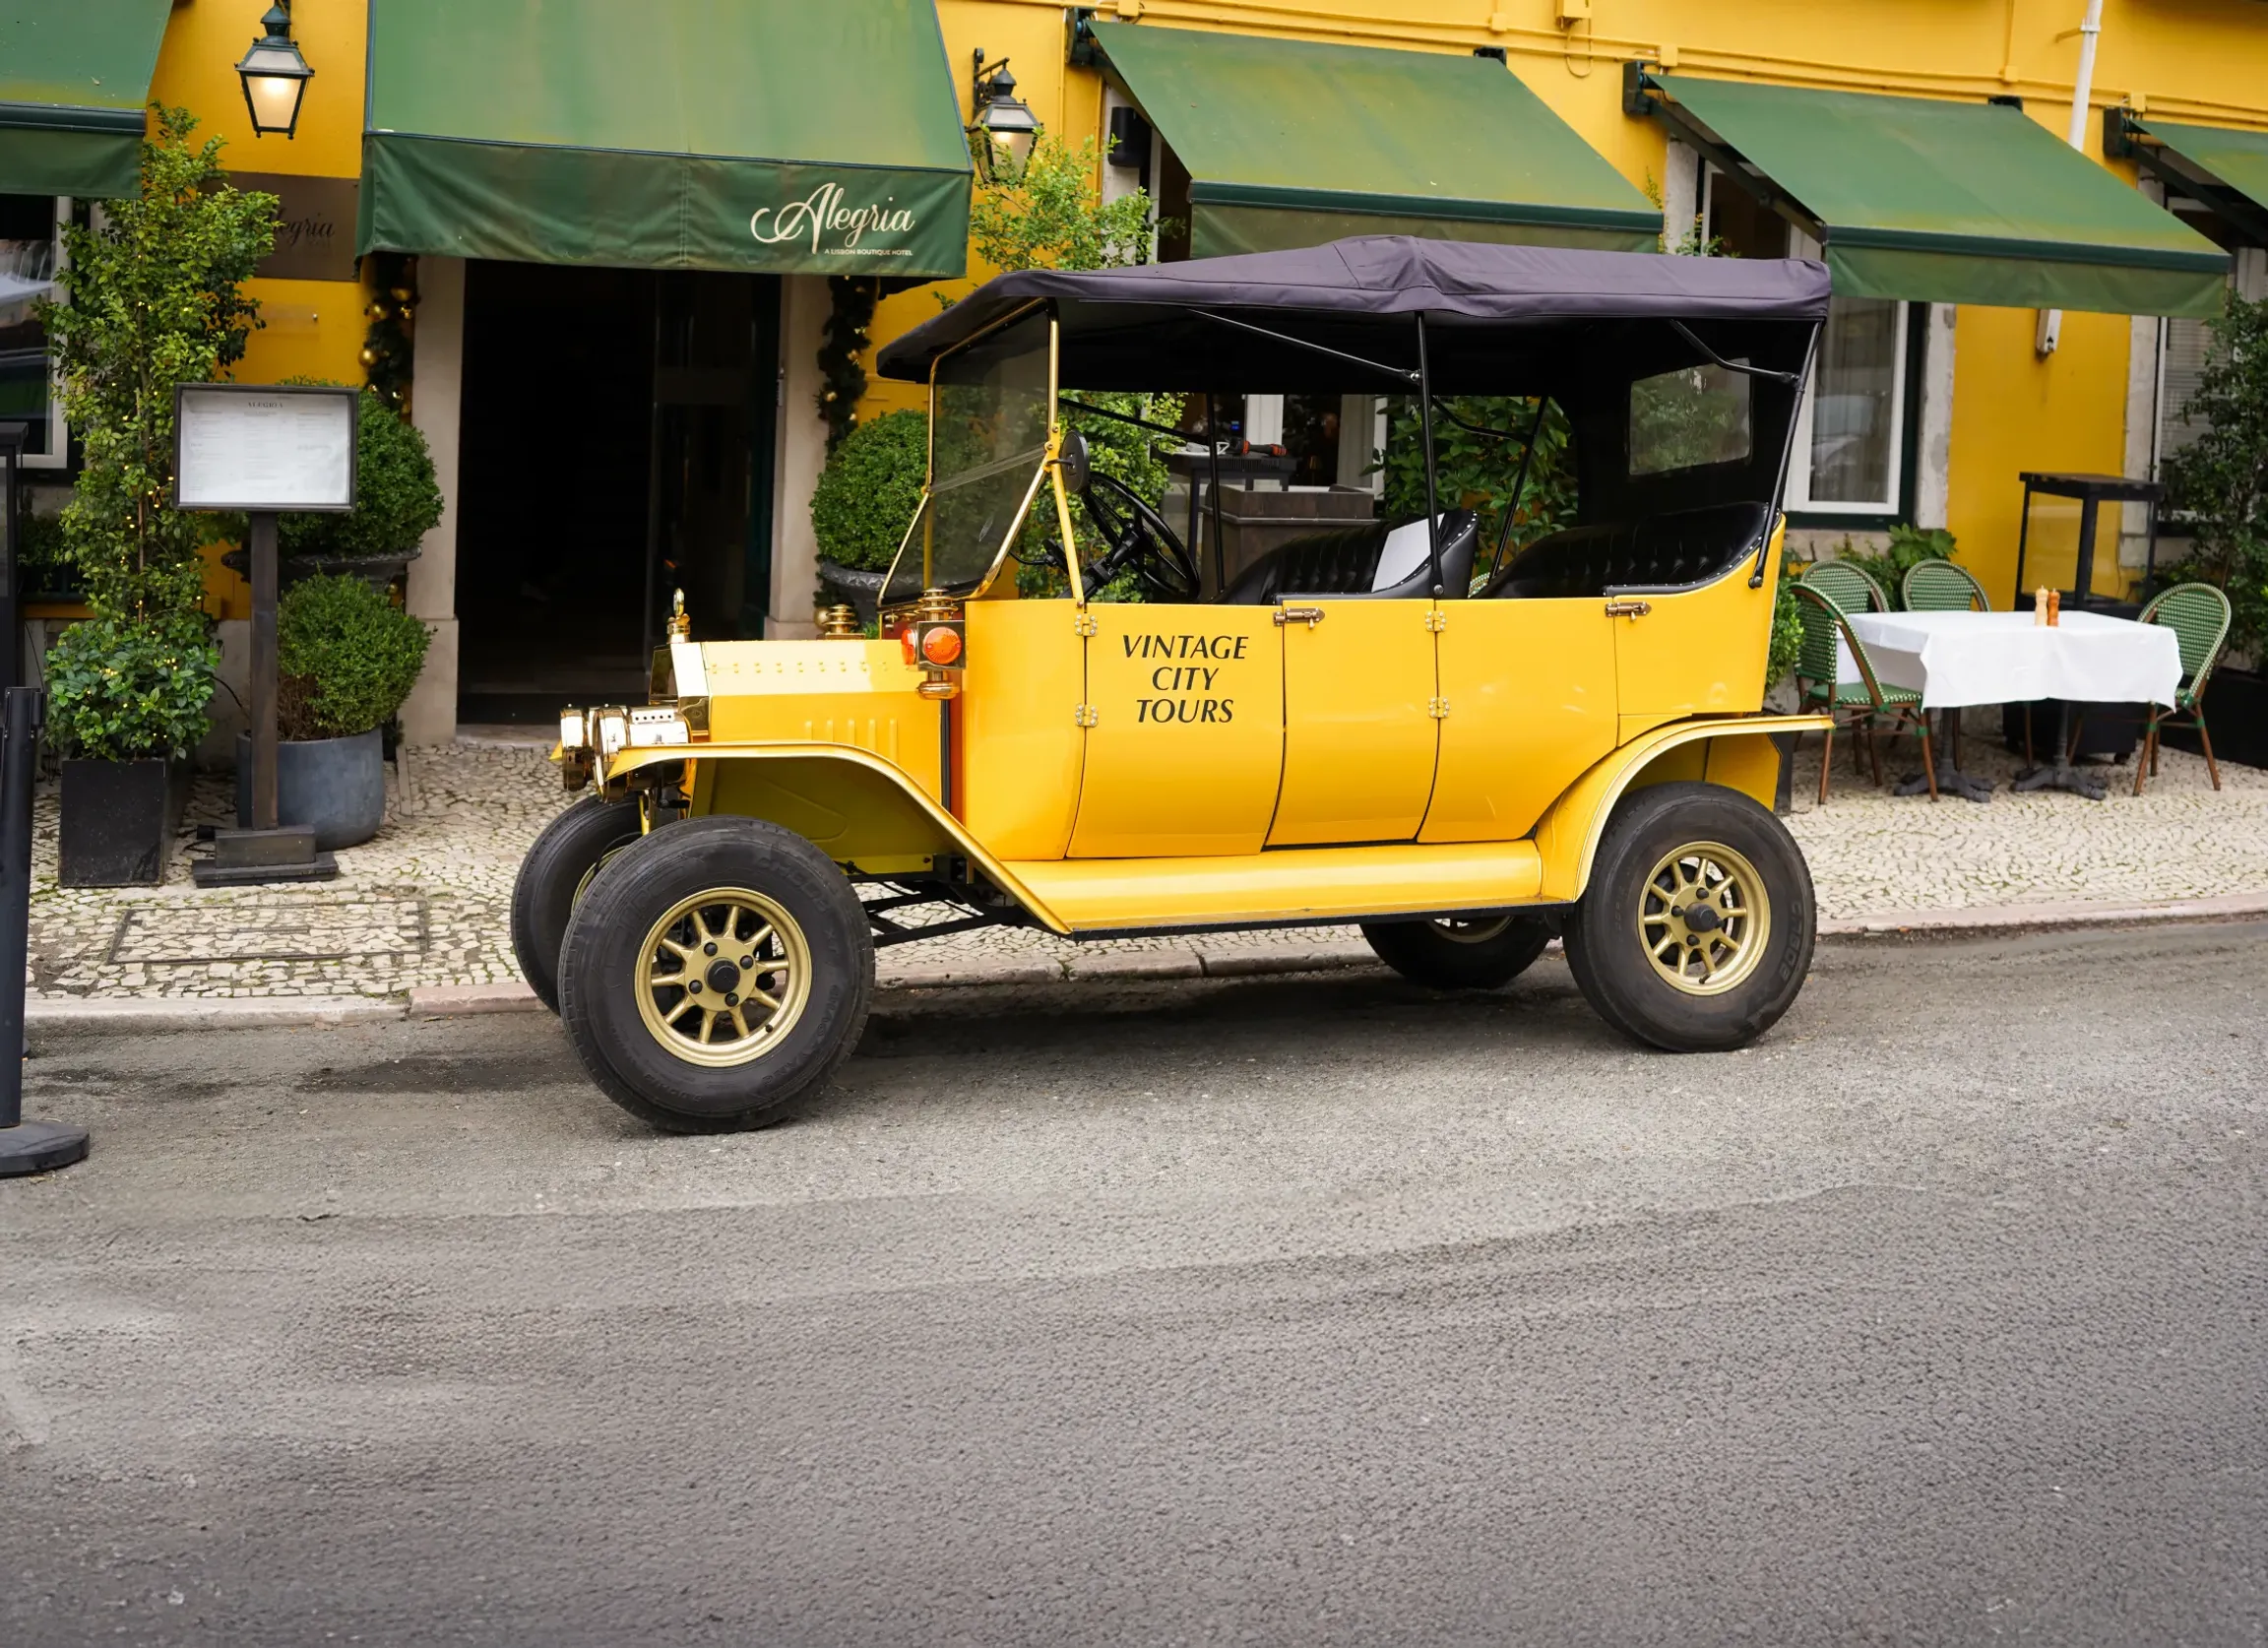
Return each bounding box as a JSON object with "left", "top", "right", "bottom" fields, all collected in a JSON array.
[
  {"left": 1532, "top": 714, "right": 1829, "bottom": 903},
  {"left": 604, "top": 741, "right": 1071, "bottom": 934}
]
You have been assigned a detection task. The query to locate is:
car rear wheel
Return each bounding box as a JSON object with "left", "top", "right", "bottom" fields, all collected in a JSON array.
[
  {"left": 557, "top": 817, "right": 873, "bottom": 1132},
  {"left": 1360, "top": 914, "right": 1554, "bottom": 990},
  {"left": 510, "top": 796, "right": 645, "bottom": 1012},
  {"left": 1562, "top": 782, "right": 1813, "bottom": 1052}
]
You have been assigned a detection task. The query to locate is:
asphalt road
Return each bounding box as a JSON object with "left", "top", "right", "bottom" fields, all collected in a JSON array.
[{"left": 2, "top": 925, "right": 2264, "bottom": 1647}]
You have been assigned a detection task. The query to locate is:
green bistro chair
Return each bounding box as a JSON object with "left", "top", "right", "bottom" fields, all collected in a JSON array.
[
  {"left": 1899, "top": 558, "right": 1992, "bottom": 767},
  {"left": 2069, "top": 582, "right": 2233, "bottom": 794},
  {"left": 1798, "top": 558, "right": 1892, "bottom": 616},
  {"left": 1791, "top": 581, "right": 1938, "bottom": 802},
  {"left": 1900, "top": 558, "right": 1992, "bottom": 613}
]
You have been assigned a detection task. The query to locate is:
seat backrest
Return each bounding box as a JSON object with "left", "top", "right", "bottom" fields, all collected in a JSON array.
[
  {"left": 1480, "top": 501, "right": 1770, "bottom": 600},
  {"left": 1789, "top": 580, "right": 1883, "bottom": 704},
  {"left": 1800, "top": 559, "right": 1889, "bottom": 614},
  {"left": 1902, "top": 559, "right": 1989, "bottom": 612},
  {"left": 1224, "top": 510, "right": 1478, "bottom": 603},
  {"left": 2141, "top": 581, "right": 2233, "bottom": 684}
]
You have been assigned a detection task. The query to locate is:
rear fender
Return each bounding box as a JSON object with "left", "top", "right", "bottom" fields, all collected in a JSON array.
[{"left": 1532, "top": 715, "right": 1830, "bottom": 902}]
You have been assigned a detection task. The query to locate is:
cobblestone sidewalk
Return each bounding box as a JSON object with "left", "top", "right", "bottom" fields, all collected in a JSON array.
[{"left": 27, "top": 728, "right": 2268, "bottom": 1002}]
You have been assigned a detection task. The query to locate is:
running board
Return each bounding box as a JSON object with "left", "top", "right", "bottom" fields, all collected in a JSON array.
[{"left": 1000, "top": 840, "right": 1545, "bottom": 934}]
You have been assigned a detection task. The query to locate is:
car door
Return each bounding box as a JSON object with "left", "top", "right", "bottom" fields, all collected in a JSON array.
[
  {"left": 1067, "top": 603, "right": 1285, "bottom": 857},
  {"left": 1422, "top": 598, "right": 1618, "bottom": 843},
  {"left": 1267, "top": 598, "right": 1441, "bottom": 845}
]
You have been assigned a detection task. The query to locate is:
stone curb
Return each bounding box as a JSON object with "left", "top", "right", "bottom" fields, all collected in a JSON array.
[
  {"left": 29, "top": 892, "right": 2268, "bottom": 1032},
  {"left": 27, "top": 995, "right": 404, "bottom": 1033},
  {"left": 1814, "top": 888, "right": 2268, "bottom": 938}
]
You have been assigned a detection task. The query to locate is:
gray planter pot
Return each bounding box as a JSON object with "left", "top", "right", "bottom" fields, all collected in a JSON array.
[
  {"left": 815, "top": 558, "right": 889, "bottom": 628},
  {"left": 234, "top": 727, "right": 387, "bottom": 851}
]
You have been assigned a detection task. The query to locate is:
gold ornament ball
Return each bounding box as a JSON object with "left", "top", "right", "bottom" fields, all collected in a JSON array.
[
  {"left": 358, "top": 346, "right": 380, "bottom": 366},
  {"left": 822, "top": 389, "right": 837, "bottom": 403},
  {"left": 366, "top": 300, "right": 391, "bottom": 321},
  {"left": 389, "top": 286, "right": 414, "bottom": 303}
]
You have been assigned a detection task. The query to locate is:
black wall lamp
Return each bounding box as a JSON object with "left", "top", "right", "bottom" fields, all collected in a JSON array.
[
  {"left": 970, "top": 49, "right": 1040, "bottom": 180},
  {"left": 237, "top": 2, "right": 314, "bottom": 139}
]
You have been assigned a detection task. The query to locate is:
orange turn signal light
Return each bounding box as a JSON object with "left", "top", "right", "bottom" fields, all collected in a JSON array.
[
  {"left": 920, "top": 625, "right": 964, "bottom": 666},
  {"left": 900, "top": 630, "right": 918, "bottom": 666}
]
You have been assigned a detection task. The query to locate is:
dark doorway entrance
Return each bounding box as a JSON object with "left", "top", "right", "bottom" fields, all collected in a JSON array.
[{"left": 455, "top": 262, "right": 780, "bottom": 724}]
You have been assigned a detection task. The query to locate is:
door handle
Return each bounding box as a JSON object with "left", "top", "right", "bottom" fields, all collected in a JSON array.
[
  {"left": 1275, "top": 605, "right": 1326, "bottom": 627},
  {"left": 1605, "top": 599, "right": 1653, "bottom": 618}
]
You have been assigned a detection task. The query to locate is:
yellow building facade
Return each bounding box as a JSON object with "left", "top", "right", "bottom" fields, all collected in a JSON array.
[
  {"left": 885, "top": 0, "right": 2268, "bottom": 612},
  {"left": 3, "top": 0, "right": 2262, "bottom": 745}
]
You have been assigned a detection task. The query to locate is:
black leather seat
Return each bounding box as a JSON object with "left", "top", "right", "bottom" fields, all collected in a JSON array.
[
  {"left": 1223, "top": 510, "right": 1479, "bottom": 604},
  {"left": 1480, "top": 501, "right": 1772, "bottom": 600}
]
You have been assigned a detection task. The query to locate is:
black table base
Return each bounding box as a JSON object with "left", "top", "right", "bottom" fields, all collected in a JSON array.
[
  {"left": 2012, "top": 700, "right": 2109, "bottom": 800},
  {"left": 1892, "top": 710, "right": 1995, "bottom": 802}
]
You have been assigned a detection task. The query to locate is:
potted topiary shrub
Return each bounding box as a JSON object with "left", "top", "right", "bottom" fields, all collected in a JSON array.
[
  {"left": 220, "top": 383, "right": 444, "bottom": 594},
  {"left": 233, "top": 574, "right": 430, "bottom": 850},
  {"left": 47, "top": 617, "right": 220, "bottom": 885},
  {"left": 32, "top": 105, "right": 275, "bottom": 884},
  {"left": 810, "top": 408, "right": 926, "bottom": 624}
]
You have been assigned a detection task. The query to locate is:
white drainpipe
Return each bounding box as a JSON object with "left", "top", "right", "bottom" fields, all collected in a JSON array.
[{"left": 2038, "top": 0, "right": 2106, "bottom": 355}]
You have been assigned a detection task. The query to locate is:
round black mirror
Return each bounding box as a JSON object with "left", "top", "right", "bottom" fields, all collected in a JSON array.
[{"left": 1057, "top": 428, "right": 1092, "bottom": 494}]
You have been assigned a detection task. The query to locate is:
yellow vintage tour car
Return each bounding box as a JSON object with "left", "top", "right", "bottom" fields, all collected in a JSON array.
[{"left": 521, "top": 237, "right": 1833, "bottom": 1131}]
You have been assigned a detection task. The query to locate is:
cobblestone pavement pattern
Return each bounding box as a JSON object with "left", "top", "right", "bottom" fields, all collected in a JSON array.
[{"left": 28, "top": 727, "right": 2268, "bottom": 1001}]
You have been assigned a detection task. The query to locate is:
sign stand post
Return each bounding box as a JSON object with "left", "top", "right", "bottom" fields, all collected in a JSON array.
[
  {"left": 174, "top": 384, "right": 357, "bottom": 888},
  {"left": 0, "top": 686, "right": 87, "bottom": 1176}
]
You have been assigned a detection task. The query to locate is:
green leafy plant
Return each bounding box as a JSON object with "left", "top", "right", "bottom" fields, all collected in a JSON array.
[
  {"left": 1374, "top": 397, "right": 1575, "bottom": 582},
  {"left": 1832, "top": 523, "right": 1958, "bottom": 606},
  {"left": 811, "top": 410, "right": 928, "bottom": 572},
  {"left": 14, "top": 508, "right": 74, "bottom": 597},
  {"left": 1768, "top": 568, "right": 1806, "bottom": 687},
  {"left": 967, "top": 136, "right": 1158, "bottom": 277},
  {"left": 276, "top": 384, "right": 443, "bottom": 559},
  {"left": 36, "top": 104, "right": 276, "bottom": 626},
  {"left": 2161, "top": 291, "right": 2268, "bottom": 659},
  {"left": 276, "top": 574, "right": 431, "bottom": 740},
  {"left": 43, "top": 616, "right": 219, "bottom": 763}
]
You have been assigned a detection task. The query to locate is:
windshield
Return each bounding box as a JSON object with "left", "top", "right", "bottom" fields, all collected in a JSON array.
[{"left": 882, "top": 307, "right": 1053, "bottom": 607}]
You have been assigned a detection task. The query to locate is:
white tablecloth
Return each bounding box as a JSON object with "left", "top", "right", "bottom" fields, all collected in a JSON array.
[{"left": 1833, "top": 610, "right": 2181, "bottom": 710}]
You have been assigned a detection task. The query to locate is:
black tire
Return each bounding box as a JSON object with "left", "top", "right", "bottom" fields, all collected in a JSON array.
[
  {"left": 1562, "top": 782, "right": 1814, "bottom": 1052},
  {"left": 557, "top": 817, "right": 874, "bottom": 1133},
  {"left": 510, "top": 796, "right": 645, "bottom": 1013},
  {"left": 1360, "top": 914, "right": 1554, "bottom": 990}
]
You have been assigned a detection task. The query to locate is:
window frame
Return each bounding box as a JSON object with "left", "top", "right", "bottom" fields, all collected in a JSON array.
[{"left": 0, "top": 196, "right": 69, "bottom": 470}]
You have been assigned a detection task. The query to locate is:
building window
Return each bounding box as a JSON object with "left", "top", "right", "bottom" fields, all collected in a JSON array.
[
  {"left": 1789, "top": 293, "right": 1909, "bottom": 514},
  {"left": 0, "top": 195, "right": 65, "bottom": 467},
  {"left": 1704, "top": 170, "right": 1913, "bottom": 518}
]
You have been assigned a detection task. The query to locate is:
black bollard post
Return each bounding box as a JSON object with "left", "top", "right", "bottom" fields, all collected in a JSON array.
[{"left": 0, "top": 686, "right": 86, "bottom": 1175}]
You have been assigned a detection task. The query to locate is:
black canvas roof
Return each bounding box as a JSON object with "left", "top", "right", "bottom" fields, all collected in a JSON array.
[{"left": 877, "top": 236, "right": 1831, "bottom": 392}]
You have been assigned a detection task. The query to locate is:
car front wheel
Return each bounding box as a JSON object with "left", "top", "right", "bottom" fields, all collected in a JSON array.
[
  {"left": 556, "top": 817, "right": 874, "bottom": 1132},
  {"left": 1562, "top": 781, "right": 1814, "bottom": 1052}
]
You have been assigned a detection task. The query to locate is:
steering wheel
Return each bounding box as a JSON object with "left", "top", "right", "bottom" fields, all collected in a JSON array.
[{"left": 1078, "top": 470, "right": 1202, "bottom": 602}]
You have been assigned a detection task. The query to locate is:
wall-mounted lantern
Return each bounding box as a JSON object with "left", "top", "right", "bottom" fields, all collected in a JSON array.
[
  {"left": 970, "top": 50, "right": 1040, "bottom": 181},
  {"left": 237, "top": 3, "right": 314, "bottom": 139}
]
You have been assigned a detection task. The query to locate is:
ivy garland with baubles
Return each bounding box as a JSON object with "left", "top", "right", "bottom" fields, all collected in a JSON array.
[
  {"left": 817, "top": 276, "right": 878, "bottom": 452},
  {"left": 359, "top": 251, "right": 418, "bottom": 411}
]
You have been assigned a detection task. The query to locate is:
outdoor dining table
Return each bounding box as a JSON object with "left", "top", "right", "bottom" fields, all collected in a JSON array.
[{"left": 1835, "top": 609, "right": 2182, "bottom": 801}]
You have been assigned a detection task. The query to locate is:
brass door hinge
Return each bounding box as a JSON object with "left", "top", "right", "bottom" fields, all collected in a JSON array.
[
  {"left": 1073, "top": 610, "right": 1099, "bottom": 637},
  {"left": 1274, "top": 604, "right": 1326, "bottom": 627},
  {"left": 1073, "top": 703, "right": 1099, "bottom": 728},
  {"left": 1423, "top": 608, "right": 1447, "bottom": 632},
  {"left": 1605, "top": 598, "right": 1653, "bottom": 618},
  {"left": 1428, "top": 696, "right": 1451, "bottom": 719}
]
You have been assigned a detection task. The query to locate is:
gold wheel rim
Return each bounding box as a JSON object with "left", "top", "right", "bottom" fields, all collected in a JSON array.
[
  {"left": 633, "top": 887, "right": 812, "bottom": 1068},
  {"left": 1434, "top": 917, "right": 1512, "bottom": 945},
  {"left": 1637, "top": 841, "right": 1771, "bottom": 997}
]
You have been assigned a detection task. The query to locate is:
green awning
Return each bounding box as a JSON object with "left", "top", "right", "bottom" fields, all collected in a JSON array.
[
  {"left": 1642, "top": 74, "right": 2230, "bottom": 317},
  {"left": 0, "top": 0, "right": 168, "bottom": 198},
  {"left": 1089, "top": 23, "right": 1660, "bottom": 259},
  {"left": 2109, "top": 112, "right": 2268, "bottom": 246},
  {"left": 359, "top": 0, "right": 972, "bottom": 277}
]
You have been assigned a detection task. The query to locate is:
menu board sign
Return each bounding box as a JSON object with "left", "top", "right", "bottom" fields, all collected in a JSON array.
[{"left": 174, "top": 384, "right": 357, "bottom": 513}]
